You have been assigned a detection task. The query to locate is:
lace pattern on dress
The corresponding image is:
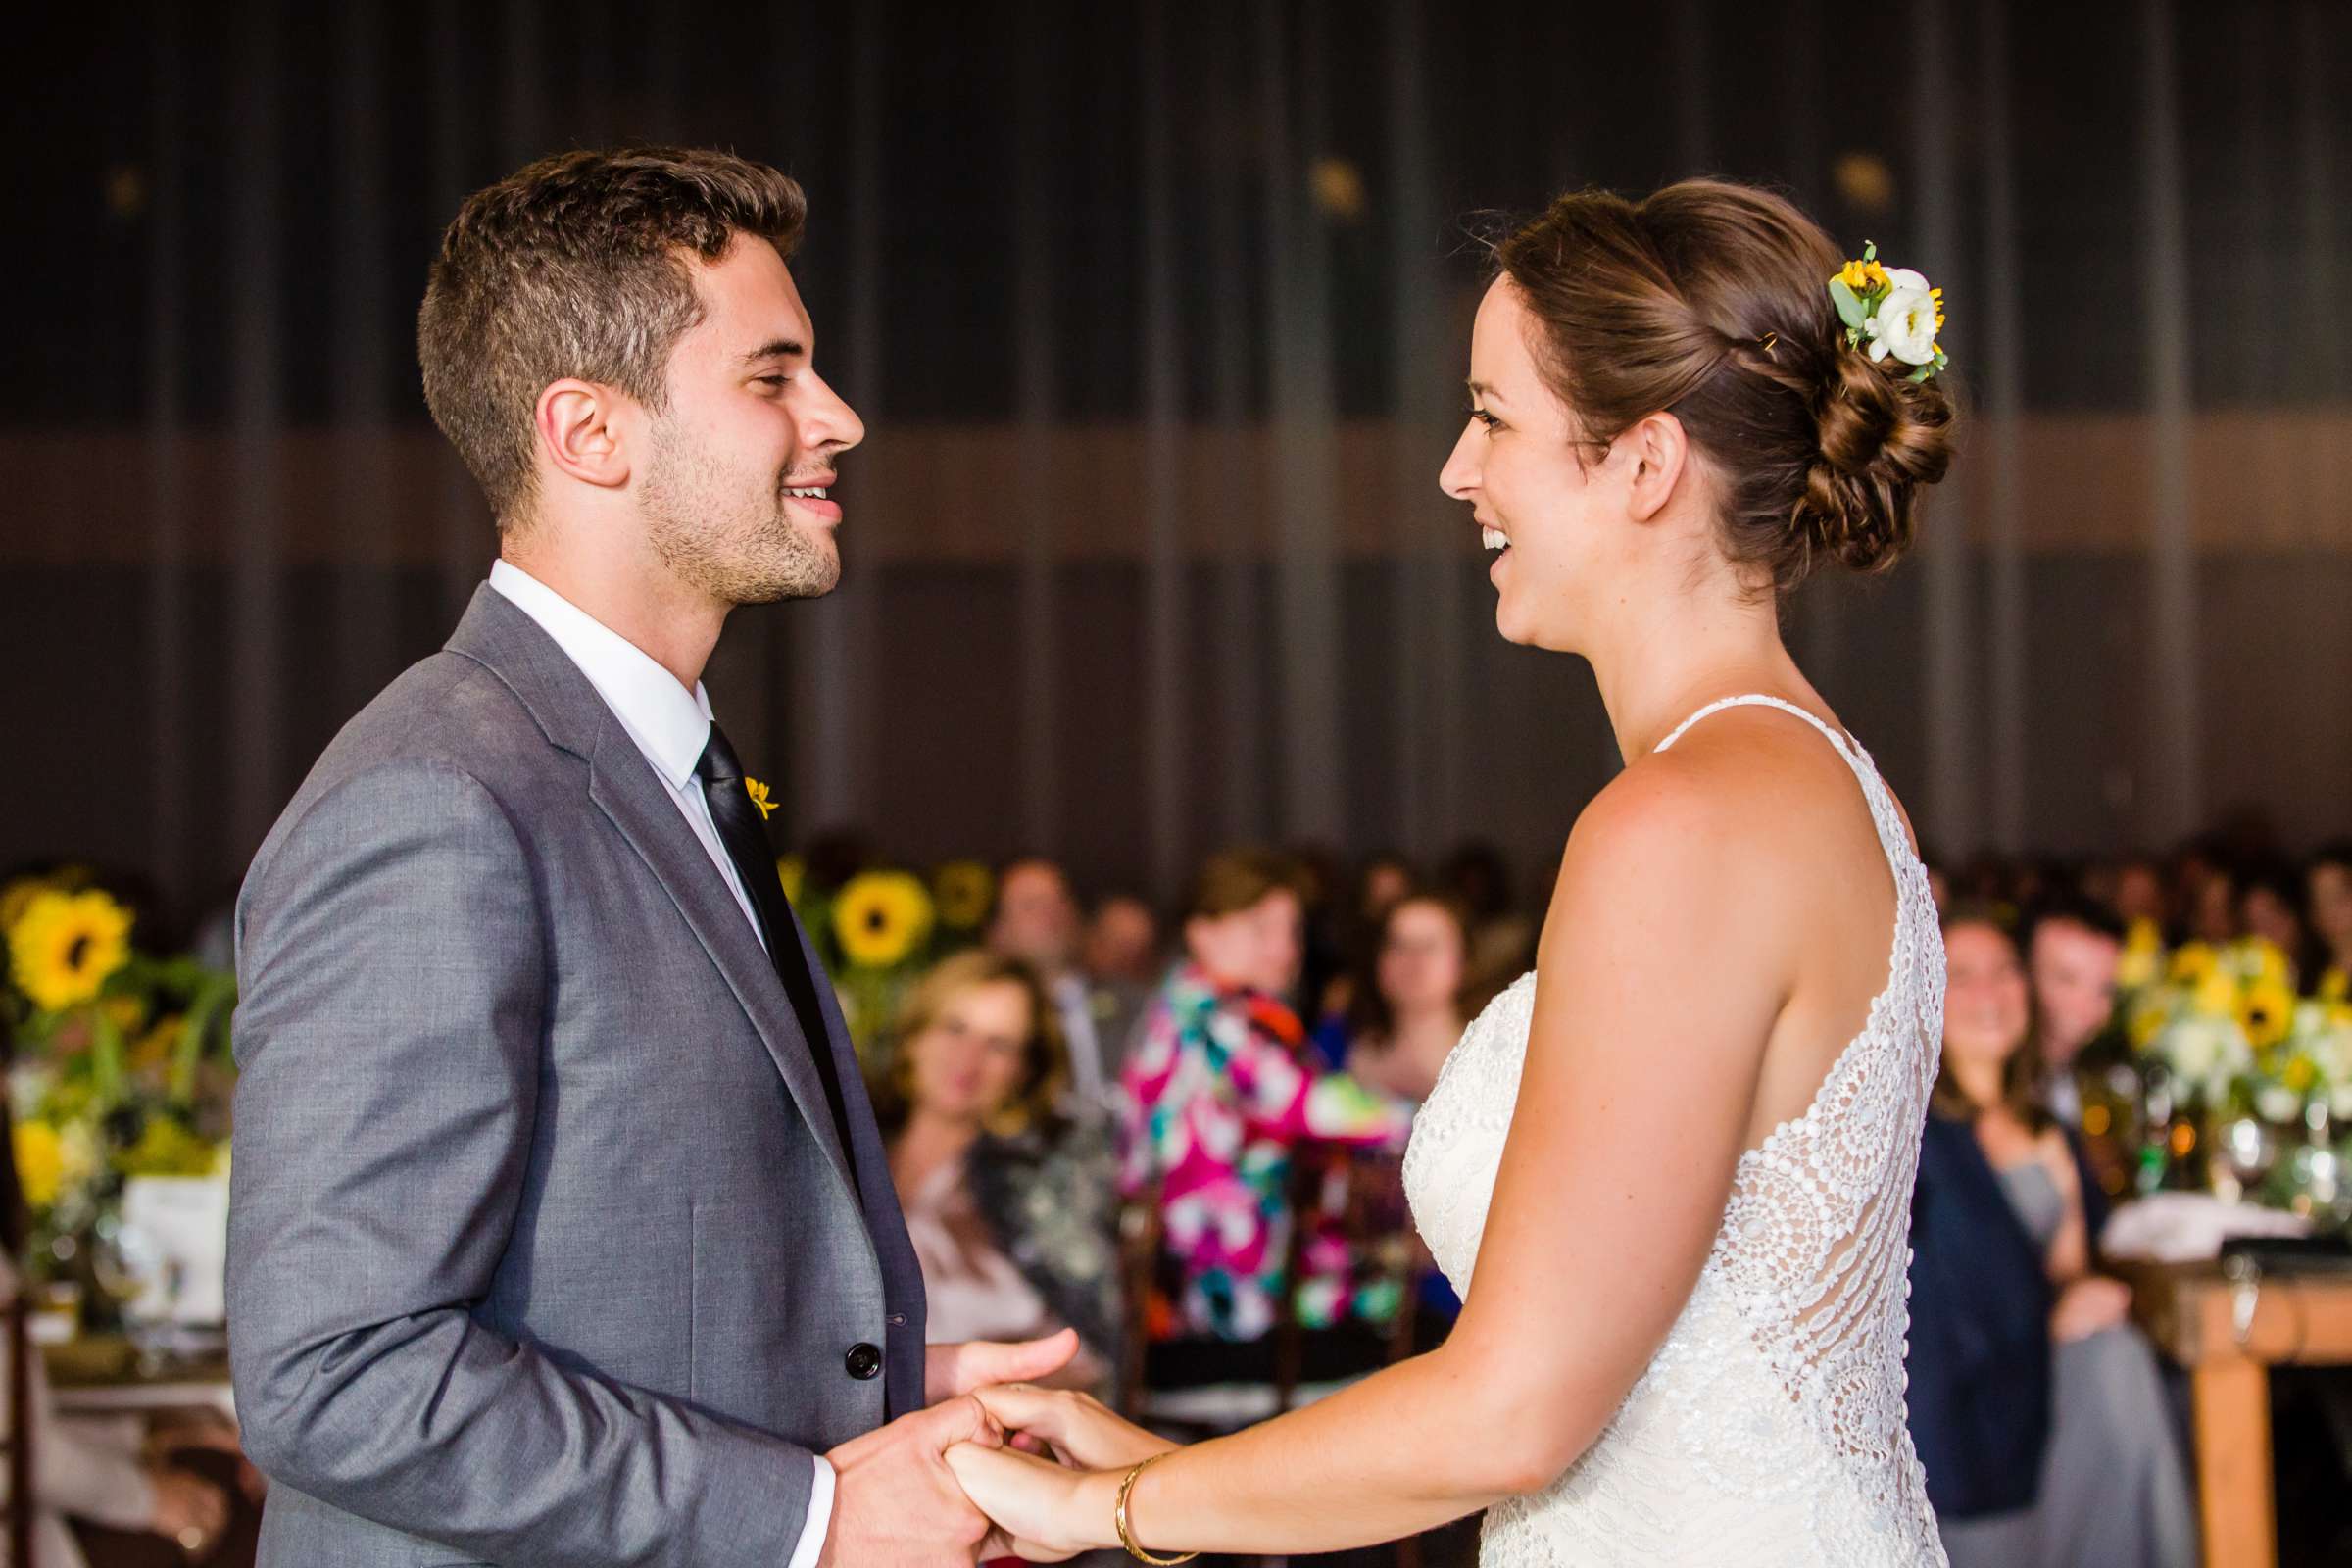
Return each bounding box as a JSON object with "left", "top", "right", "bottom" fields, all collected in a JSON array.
[{"left": 1401, "top": 695, "right": 1949, "bottom": 1566}]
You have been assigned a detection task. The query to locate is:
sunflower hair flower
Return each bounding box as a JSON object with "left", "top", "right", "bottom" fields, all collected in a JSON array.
[{"left": 1827, "top": 240, "right": 1950, "bottom": 384}]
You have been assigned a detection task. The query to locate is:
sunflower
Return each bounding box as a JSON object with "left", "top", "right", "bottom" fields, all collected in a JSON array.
[
  {"left": 2116, "top": 918, "right": 2166, "bottom": 991},
  {"left": 831, "top": 871, "right": 935, "bottom": 970},
  {"left": 1835, "top": 257, "right": 1890, "bottom": 297},
  {"left": 2191, "top": 966, "right": 2241, "bottom": 1021},
  {"left": 9, "top": 888, "right": 133, "bottom": 1012},
  {"left": 12, "top": 1121, "right": 67, "bottom": 1209},
  {"left": 2168, "top": 942, "right": 2219, "bottom": 989},
  {"left": 2238, "top": 937, "right": 2294, "bottom": 991},
  {"left": 2240, "top": 975, "right": 2298, "bottom": 1052},
  {"left": 775, "top": 856, "right": 807, "bottom": 908},
  {"left": 934, "top": 860, "right": 996, "bottom": 931},
  {"left": 0, "top": 876, "right": 51, "bottom": 937}
]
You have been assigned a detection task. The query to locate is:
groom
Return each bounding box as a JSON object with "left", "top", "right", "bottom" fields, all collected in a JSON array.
[{"left": 226, "top": 147, "right": 1067, "bottom": 1566}]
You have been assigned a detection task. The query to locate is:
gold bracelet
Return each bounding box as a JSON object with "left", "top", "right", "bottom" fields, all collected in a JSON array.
[{"left": 1113, "top": 1449, "right": 1197, "bottom": 1566}]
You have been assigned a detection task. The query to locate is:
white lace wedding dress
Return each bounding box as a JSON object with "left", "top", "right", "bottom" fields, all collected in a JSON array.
[{"left": 1401, "top": 695, "right": 1950, "bottom": 1566}]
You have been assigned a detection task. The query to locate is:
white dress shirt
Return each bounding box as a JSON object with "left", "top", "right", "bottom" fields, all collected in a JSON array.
[{"left": 487, "top": 562, "right": 834, "bottom": 1566}]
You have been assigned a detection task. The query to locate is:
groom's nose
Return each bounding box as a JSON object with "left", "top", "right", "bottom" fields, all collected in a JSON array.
[{"left": 801, "top": 369, "right": 865, "bottom": 455}]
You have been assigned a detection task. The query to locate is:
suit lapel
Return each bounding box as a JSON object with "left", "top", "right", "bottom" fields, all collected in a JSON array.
[
  {"left": 446, "top": 587, "right": 863, "bottom": 1204},
  {"left": 583, "top": 728, "right": 860, "bottom": 1199}
]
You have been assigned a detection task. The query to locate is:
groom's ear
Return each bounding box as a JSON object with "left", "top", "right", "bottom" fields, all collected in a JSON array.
[{"left": 534, "top": 378, "right": 635, "bottom": 493}]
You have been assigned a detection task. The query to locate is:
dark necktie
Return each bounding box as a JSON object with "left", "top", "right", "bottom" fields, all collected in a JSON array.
[{"left": 696, "top": 723, "right": 859, "bottom": 1189}]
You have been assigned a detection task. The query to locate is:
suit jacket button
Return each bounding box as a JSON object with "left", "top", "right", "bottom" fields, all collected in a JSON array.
[{"left": 846, "top": 1342, "right": 883, "bottom": 1381}]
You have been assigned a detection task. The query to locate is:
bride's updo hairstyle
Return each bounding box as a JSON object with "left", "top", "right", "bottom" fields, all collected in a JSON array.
[{"left": 1494, "top": 179, "right": 1955, "bottom": 594}]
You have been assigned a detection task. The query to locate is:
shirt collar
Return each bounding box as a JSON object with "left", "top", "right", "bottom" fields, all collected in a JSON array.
[{"left": 487, "top": 560, "right": 714, "bottom": 790}]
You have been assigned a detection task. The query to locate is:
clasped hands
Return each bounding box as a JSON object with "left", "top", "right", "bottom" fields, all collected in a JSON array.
[{"left": 819, "top": 1327, "right": 1179, "bottom": 1565}]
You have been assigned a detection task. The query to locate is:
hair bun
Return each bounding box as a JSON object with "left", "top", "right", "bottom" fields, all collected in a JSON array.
[
  {"left": 1494, "top": 178, "right": 1960, "bottom": 596},
  {"left": 1794, "top": 350, "right": 1958, "bottom": 576}
]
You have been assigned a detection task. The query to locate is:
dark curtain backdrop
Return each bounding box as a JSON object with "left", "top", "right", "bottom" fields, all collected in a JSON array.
[{"left": 5, "top": 0, "right": 2350, "bottom": 934}]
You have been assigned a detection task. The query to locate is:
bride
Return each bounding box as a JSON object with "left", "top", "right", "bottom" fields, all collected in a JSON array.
[{"left": 951, "top": 178, "right": 1957, "bottom": 1566}]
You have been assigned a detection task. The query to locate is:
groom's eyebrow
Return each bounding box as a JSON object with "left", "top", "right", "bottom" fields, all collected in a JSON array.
[{"left": 740, "top": 337, "right": 807, "bottom": 365}]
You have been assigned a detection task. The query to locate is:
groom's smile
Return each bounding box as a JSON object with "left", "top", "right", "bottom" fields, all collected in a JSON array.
[{"left": 782, "top": 471, "right": 842, "bottom": 525}]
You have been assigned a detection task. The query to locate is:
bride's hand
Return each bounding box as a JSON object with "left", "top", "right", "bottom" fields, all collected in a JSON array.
[
  {"left": 970, "top": 1383, "right": 1175, "bottom": 1472},
  {"left": 946, "top": 1442, "right": 1099, "bottom": 1561}
]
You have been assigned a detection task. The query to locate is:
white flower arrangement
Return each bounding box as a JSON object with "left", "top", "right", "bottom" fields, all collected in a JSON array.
[{"left": 1828, "top": 242, "right": 1949, "bottom": 383}]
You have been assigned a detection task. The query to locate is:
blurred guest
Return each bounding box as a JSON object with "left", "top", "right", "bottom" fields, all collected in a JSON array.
[
  {"left": 990, "top": 858, "right": 1121, "bottom": 1121},
  {"left": 871, "top": 951, "right": 1116, "bottom": 1391},
  {"left": 1343, "top": 893, "right": 1475, "bottom": 1104},
  {"left": 2110, "top": 856, "right": 2169, "bottom": 934},
  {"left": 1080, "top": 893, "right": 1162, "bottom": 988},
  {"left": 2307, "top": 842, "right": 2352, "bottom": 999},
  {"left": 2023, "top": 901, "right": 2125, "bottom": 1127},
  {"left": 1910, "top": 913, "right": 2193, "bottom": 1568},
  {"left": 1120, "top": 849, "right": 1411, "bottom": 1343},
  {"left": 0, "top": 1260, "right": 240, "bottom": 1568},
  {"left": 2238, "top": 861, "right": 2314, "bottom": 982},
  {"left": 1311, "top": 855, "right": 1418, "bottom": 1056},
  {"left": 2024, "top": 900, "right": 2136, "bottom": 1200},
  {"left": 1439, "top": 842, "right": 1535, "bottom": 998},
  {"left": 1287, "top": 843, "right": 1350, "bottom": 1027},
  {"left": 1353, "top": 854, "right": 1416, "bottom": 933},
  {"left": 2078, "top": 860, "right": 2121, "bottom": 917},
  {"left": 2182, "top": 846, "right": 2240, "bottom": 946}
]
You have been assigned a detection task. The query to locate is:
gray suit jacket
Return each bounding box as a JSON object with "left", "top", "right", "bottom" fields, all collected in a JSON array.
[{"left": 227, "top": 586, "right": 926, "bottom": 1567}]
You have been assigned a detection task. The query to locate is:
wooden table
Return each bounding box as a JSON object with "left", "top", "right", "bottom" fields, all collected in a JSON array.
[
  {"left": 41, "top": 1333, "right": 237, "bottom": 1422},
  {"left": 2120, "top": 1259, "right": 2352, "bottom": 1568}
]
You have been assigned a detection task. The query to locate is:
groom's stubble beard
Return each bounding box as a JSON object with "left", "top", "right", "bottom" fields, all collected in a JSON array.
[{"left": 637, "top": 412, "right": 841, "bottom": 606}]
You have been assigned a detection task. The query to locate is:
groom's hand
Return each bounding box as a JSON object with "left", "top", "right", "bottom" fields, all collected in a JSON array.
[
  {"left": 924, "top": 1328, "right": 1080, "bottom": 1405},
  {"left": 818, "top": 1395, "right": 1004, "bottom": 1567}
]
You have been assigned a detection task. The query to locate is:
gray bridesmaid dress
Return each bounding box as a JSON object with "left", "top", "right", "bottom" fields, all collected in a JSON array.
[{"left": 1938, "top": 1162, "right": 2200, "bottom": 1568}]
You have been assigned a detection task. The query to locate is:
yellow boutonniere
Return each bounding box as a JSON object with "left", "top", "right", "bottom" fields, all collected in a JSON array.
[{"left": 743, "top": 777, "right": 777, "bottom": 822}]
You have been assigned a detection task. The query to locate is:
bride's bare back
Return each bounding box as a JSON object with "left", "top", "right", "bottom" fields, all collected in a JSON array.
[{"left": 1404, "top": 693, "right": 1947, "bottom": 1566}]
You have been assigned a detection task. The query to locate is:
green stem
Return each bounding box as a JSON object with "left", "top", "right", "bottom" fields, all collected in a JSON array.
[
  {"left": 91, "top": 1007, "right": 125, "bottom": 1106},
  {"left": 172, "top": 975, "right": 233, "bottom": 1105}
]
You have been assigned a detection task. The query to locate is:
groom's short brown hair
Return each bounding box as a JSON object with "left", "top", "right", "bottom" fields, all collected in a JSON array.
[{"left": 417, "top": 146, "right": 808, "bottom": 526}]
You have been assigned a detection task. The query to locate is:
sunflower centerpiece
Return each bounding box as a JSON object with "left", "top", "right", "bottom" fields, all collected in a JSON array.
[
  {"left": 2120, "top": 933, "right": 2352, "bottom": 1214},
  {"left": 806, "top": 867, "right": 940, "bottom": 1063},
  {"left": 3, "top": 875, "right": 238, "bottom": 1328}
]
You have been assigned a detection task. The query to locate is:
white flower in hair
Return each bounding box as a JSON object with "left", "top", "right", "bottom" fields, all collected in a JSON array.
[
  {"left": 1828, "top": 242, "right": 1950, "bottom": 382},
  {"left": 1866, "top": 284, "right": 1941, "bottom": 367}
]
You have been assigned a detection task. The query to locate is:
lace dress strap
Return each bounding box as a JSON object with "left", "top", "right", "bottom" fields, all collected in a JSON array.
[
  {"left": 1652, "top": 693, "right": 1907, "bottom": 861},
  {"left": 1653, "top": 692, "right": 1856, "bottom": 760},
  {"left": 1654, "top": 691, "right": 1940, "bottom": 1121}
]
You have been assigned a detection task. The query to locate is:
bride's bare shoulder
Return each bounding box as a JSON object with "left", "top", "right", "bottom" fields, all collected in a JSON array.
[
  {"left": 1573, "top": 710, "right": 1858, "bottom": 860},
  {"left": 1544, "top": 708, "right": 1889, "bottom": 951}
]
